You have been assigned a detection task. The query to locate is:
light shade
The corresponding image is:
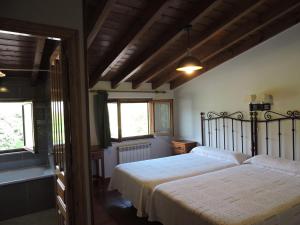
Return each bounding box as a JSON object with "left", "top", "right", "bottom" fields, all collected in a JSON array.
[
  {"left": 0, "top": 71, "right": 5, "bottom": 78},
  {"left": 176, "top": 55, "right": 203, "bottom": 74},
  {"left": 249, "top": 94, "right": 257, "bottom": 104},
  {"left": 263, "top": 94, "right": 273, "bottom": 104},
  {"left": 0, "top": 87, "right": 8, "bottom": 92}
]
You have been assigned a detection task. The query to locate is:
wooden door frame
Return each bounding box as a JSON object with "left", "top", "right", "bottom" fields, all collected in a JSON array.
[{"left": 0, "top": 17, "right": 93, "bottom": 225}]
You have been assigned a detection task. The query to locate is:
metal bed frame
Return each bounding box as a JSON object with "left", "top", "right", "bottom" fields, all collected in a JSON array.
[
  {"left": 201, "top": 110, "right": 300, "bottom": 159},
  {"left": 252, "top": 110, "right": 300, "bottom": 160},
  {"left": 201, "top": 111, "right": 252, "bottom": 155}
]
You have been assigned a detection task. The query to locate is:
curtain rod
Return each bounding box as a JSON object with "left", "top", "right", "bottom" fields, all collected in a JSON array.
[{"left": 89, "top": 90, "right": 167, "bottom": 94}]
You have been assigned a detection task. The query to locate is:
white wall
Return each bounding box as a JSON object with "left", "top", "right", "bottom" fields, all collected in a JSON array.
[
  {"left": 90, "top": 81, "right": 174, "bottom": 177},
  {"left": 174, "top": 23, "right": 300, "bottom": 159}
]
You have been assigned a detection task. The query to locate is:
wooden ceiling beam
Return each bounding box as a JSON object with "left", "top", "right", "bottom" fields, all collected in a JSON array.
[
  {"left": 31, "top": 37, "right": 46, "bottom": 83},
  {"left": 152, "top": 0, "right": 300, "bottom": 89},
  {"left": 89, "top": 0, "right": 169, "bottom": 88},
  {"left": 110, "top": 0, "right": 219, "bottom": 89},
  {"left": 0, "top": 64, "right": 36, "bottom": 70},
  {"left": 87, "top": 0, "right": 116, "bottom": 49},
  {"left": 170, "top": 9, "right": 300, "bottom": 89},
  {"left": 132, "top": 0, "right": 265, "bottom": 89}
]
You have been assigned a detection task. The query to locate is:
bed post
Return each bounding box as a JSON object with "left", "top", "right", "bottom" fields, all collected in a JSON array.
[
  {"left": 201, "top": 112, "right": 205, "bottom": 146},
  {"left": 250, "top": 111, "right": 258, "bottom": 156}
]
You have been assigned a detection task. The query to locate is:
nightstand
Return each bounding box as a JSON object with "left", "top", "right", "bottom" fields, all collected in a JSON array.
[
  {"left": 171, "top": 140, "right": 197, "bottom": 155},
  {"left": 90, "top": 145, "right": 105, "bottom": 183}
]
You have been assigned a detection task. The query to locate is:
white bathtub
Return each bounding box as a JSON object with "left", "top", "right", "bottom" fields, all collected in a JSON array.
[{"left": 0, "top": 166, "right": 54, "bottom": 186}]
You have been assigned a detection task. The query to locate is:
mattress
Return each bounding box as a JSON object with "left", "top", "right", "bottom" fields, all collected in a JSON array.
[
  {"left": 108, "top": 152, "right": 239, "bottom": 217},
  {"left": 148, "top": 164, "right": 300, "bottom": 225}
]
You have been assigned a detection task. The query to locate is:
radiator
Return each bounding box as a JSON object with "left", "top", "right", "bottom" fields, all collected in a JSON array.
[{"left": 117, "top": 142, "right": 151, "bottom": 164}]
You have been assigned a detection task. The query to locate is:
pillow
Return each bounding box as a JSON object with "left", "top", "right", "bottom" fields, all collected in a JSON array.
[
  {"left": 191, "top": 146, "right": 250, "bottom": 165},
  {"left": 244, "top": 155, "right": 300, "bottom": 175}
]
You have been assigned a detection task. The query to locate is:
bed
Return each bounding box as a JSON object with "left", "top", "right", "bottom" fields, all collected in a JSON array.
[
  {"left": 108, "top": 147, "right": 249, "bottom": 217},
  {"left": 109, "top": 111, "right": 252, "bottom": 217},
  {"left": 148, "top": 155, "right": 300, "bottom": 225}
]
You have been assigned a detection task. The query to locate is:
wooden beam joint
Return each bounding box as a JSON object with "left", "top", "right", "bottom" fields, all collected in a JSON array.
[
  {"left": 110, "top": 0, "right": 219, "bottom": 88},
  {"left": 132, "top": 0, "right": 265, "bottom": 89},
  {"left": 31, "top": 37, "right": 46, "bottom": 83},
  {"left": 89, "top": 0, "right": 168, "bottom": 88}
]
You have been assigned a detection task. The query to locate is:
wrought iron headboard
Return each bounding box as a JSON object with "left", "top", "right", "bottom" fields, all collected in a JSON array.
[
  {"left": 201, "top": 112, "right": 253, "bottom": 155},
  {"left": 251, "top": 110, "right": 300, "bottom": 160}
]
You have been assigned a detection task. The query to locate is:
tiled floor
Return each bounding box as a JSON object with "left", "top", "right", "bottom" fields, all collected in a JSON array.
[
  {"left": 93, "top": 180, "right": 162, "bottom": 225},
  {"left": 0, "top": 209, "right": 57, "bottom": 225}
]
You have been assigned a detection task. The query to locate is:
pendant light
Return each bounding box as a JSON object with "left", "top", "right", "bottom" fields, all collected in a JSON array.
[
  {"left": 0, "top": 71, "right": 6, "bottom": 78},
  {"left": 0, "top": 75, "right": 8, "bottom": 92},
  {"left": 176, "top": 25, "right": 203, "bottom": 75}
]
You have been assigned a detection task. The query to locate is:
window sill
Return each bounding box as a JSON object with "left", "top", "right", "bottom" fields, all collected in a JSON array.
[
  {"left": 0, "top": 148, "right": 32, "bottom": 155},
  {"left": 111, "top": 134, "right": 154, "bottom": 143}
]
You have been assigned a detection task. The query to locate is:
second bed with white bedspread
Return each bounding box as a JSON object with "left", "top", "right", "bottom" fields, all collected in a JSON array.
[{"left": 148, "top": 155, "right": 300, "bottom": 225}]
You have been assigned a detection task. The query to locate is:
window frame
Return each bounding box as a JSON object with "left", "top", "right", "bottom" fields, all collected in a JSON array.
[
  {"left": 108, "top": 98, "right": 153, "bottom": 142},
  {"left": 150, "top": 99, "right": 174, "bottom": 136},
  {"left": 0, "top": 99, "right": 36, "bottom": 154},
  {"left": 22, "top": 101, "right": 36, "bottom": 153}
]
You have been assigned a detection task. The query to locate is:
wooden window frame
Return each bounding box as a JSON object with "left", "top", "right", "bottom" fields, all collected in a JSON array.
[
  {"left": 108, "top": 98, "right": 153, "bottom": 142},
  {"left": 150, "top": 99, "right": 174, "bottom": 136},
  {"left": 107, "top": 98, "right": 174, "bottom": 142}
]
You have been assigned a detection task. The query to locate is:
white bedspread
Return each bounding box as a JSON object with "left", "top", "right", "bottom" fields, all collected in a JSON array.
[
  {"left": 149, "top": 164, "right": 300, "bottom": 225},
  {"left": 108, "top": 153, "right": 237, "bottom": 217}
]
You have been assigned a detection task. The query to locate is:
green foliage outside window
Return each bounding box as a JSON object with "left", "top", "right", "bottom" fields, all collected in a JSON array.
[{"left": 0, "top": 103, "right": 24, "bottom": 151}]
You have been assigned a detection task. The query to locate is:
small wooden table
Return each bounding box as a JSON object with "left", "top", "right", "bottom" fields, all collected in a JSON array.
[
  {"left": 90, "top": 145, "right": 105, "bottom": 182},
  {"left": 171, "top": 140, "right": 197, "bottom": 155}
]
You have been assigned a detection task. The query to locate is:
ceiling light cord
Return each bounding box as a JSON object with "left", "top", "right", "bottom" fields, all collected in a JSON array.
[{"left": 185, "top": 25, "right": 192, "bottom": 56}]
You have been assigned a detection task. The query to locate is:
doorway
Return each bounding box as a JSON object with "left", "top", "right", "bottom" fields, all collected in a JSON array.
[{"left": 0, "top": 18, "right": 92, "bottom": 225}]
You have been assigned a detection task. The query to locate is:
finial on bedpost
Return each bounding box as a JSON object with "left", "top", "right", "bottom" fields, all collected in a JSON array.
[{"left": 201, "top": 112, "right": 205, "bottom": 146}]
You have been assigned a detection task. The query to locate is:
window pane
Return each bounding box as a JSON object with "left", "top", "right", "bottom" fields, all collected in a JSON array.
[
  {"left": 60, "top": 101, "right": 65, "bottom": 144},
  {"left": 108, "top": 102, "right": 118, "bottom": 139},
  {"left": 0, "top": 103, "right": 24, "bottom": 151},
  {"left": 154, "top": 102, "right": 171, "bottom": 134},
  {"left": 51, "top": 101, "right": 65, "bottom": 145},
  {"left": 121, "top": 103, "right": 149, "bottom": 137},
  {"left": 23, "top": 102, "right": 34, "bottom": 150}
]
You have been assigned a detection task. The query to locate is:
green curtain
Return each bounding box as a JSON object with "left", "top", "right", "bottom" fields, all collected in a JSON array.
[{"left": 94, "top": 91, "right": 112, "bottom": 148}]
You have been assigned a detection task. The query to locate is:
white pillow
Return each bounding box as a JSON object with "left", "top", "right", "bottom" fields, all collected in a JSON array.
[
  {"left": 244, "top": 155, "right": 300, "bottom": 175},
  {"left": 191, "top": 146, "right": 250, "bottom": 165}
]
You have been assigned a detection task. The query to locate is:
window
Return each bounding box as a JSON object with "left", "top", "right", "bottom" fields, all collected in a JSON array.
[
  {"left": 0, "top": 102, "right": 35, "bottom": 153},
  {"left": 107, "top": 99, "right": 173, "bottom": 141},
  {"left": 152, "top": 100, "right": 173, "bottom": 136},
  {"left": 121, "top": 102, "right": 149, "bottom": 138},
  {"left": 52, "top": 101, "right": 66, "bottom": 145}
]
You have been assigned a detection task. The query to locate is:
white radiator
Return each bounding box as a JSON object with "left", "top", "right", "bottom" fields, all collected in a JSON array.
[{"left": 117, "top": 142, "right": 151, "bottom": 164}]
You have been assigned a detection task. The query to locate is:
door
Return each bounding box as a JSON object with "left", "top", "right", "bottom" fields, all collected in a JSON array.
[{"left": 50, "top": 45, "right": 71, "bottom": 225}]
